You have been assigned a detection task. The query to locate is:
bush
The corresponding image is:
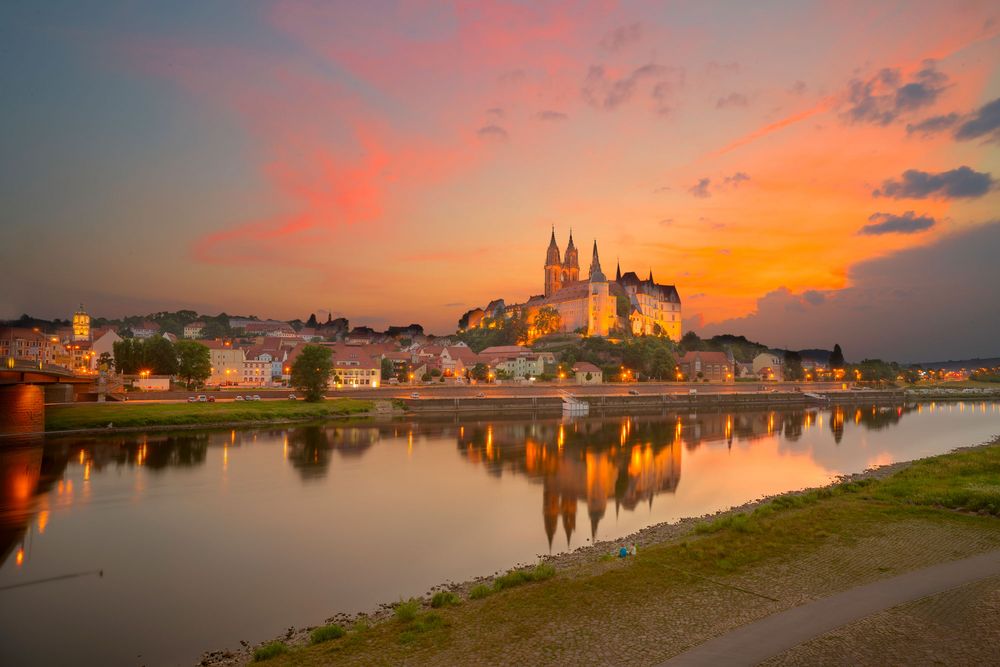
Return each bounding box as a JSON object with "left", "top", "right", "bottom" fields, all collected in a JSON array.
[
  {"left": 394, "top": 598, "right": 420, "bottom": 622},
  {"left": 430, "top": 591, "right": 460, "bottom": 608},
  {"left": 309, "top": 624, "right": 345, "bottom": 645},
  {"left": 253, "top": 641, "right": 289, "bottom": 662}
]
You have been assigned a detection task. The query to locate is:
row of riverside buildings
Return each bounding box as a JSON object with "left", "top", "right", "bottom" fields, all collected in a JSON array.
[{"left": 2, "top": 305, "right": 600, "bottom": 388}]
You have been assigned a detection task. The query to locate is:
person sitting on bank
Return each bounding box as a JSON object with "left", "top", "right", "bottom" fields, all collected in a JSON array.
[{"left": 619, "top": 546, "right": 628, "bottom": 558}]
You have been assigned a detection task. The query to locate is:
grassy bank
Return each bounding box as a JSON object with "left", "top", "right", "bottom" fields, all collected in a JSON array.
[
  {"left": 242, "top": 441, "right": 1000, "bottom": 666},
  {"left": 45, "top": 399, "right": 374, "bottom": 432}
]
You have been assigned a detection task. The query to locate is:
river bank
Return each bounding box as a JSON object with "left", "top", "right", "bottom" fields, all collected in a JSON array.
[
  {"left": 29, "top": 389, "right": 917, "bottom": 437},
  {"left": 41, "top": 399, "right": 378, "bottom": 434},
  {"left": 202, "top": 435, "right": 1000, "bottom": 666}
]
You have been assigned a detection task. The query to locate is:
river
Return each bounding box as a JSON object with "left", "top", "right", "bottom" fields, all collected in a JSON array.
[{"left": 1, "top": 400, "right": 998, "bottom": 665}]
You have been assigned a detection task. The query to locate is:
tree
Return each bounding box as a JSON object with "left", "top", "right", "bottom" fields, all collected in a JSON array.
[
  {"left": 532, "top": 306, "right": 561, "bottom": 337},
  {"left": 306, "top": 313, "right": 318, "bottom": 328},
  {"left": 97, "top": 352, "right": 114, "bottom": 372},
  {"left": 290, "top": 345, "right": 333, "bottom": 402},
  {"left": 829, "top": 343, "right": 845, "bottom": 369},
  {"left": 470, "top": 363, "right": 489, "bottom": 381},
  {"left": 680, "top": 331, "right": 704, "bottom": 352},
  {"left": 144, "top": 335, "right": 178, "bottom": 375},
  {"left": 783, "top": 350, "right": 804, "bottom": 381},
  {"left": 381, "top": 357, "right": 394, "bottom": 381},
  {"left": 175, "top": 341, "right": 211, "bottom": 389},
  {"left": 112, "top": 338, "right": 142, "bottom": 374},
  {"left": 201, "top": 320, "right": 229, "bottom": 340}
]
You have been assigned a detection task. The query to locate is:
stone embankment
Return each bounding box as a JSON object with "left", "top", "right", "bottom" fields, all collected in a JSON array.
[{"left": 403, "top": 389, "right": 908, "bottom": 414}]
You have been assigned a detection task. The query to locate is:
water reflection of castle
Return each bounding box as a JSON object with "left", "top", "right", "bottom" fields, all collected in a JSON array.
[
  {"left": 7, "top": 402, "right": 993, "bottom": 567},
  {"left": 454, "top": 404, "right": 929, "bottom": 545}
]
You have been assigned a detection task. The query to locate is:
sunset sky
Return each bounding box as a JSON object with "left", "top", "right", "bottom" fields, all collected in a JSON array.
[{"left": 2, "top": 1, "right": 998, "bottom": 361}]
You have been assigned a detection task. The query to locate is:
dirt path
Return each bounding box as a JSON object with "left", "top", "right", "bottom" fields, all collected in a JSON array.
[{"left": 662, "top": 549, "right": 1000, "bottom": 666}]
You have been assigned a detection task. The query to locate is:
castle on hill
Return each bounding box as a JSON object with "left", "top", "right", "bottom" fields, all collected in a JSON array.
[{"left": 462, "top": 229, "right": 682, "bottom": 339}]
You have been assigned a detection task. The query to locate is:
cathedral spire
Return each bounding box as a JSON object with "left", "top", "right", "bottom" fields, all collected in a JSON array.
[
  {"left": 562, "top": 227, "right": 579, "bottom": 272},
  {"left": 648, "top": 268, "right": 654, "bottom": 283},
  {"left": 616, "top": 259, "right": 621, "bottom": 282},
  {"left": 589, "top": 240, "right": 606, "bottom": 282},
  {"left": 546, "top": 227, "right": 561, "bottom": 266}
]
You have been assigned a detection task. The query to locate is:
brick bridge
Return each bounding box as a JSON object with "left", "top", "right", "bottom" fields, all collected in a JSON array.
[{"left": 0, "top": 360, "right": 94, "bottom": 436}]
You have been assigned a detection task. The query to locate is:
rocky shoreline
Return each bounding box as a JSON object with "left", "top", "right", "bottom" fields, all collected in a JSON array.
[{"left": 197, "top": 444, "right": 974, "bottom": 667}]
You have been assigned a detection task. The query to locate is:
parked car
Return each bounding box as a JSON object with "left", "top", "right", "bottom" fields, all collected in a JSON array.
[
  {"left": 252, "top": 395, "right": 261, "bottom": 401},
  {"left": 197, "top": 395, "right": 208, "bottom": 402},
  {"left": 628, "top": 389, "right": 640, "bottom": 396},
  {"left": 288, "top": 394, "right": 297, "bottom": 400},
  {"left": 187, "top": 396, "right": 197, "bottom": 403},
  {"left": 207, "top": 395, "right": 215, "bottom": 402},
  {"left": 235, "top": 395, "right": 244, "bottom": 401},
  {"left": 476, "top": 392, "right": 486, "bottom": 398},
  {"left": 410, "top": 392, "right": 420, "bottom": 399}
]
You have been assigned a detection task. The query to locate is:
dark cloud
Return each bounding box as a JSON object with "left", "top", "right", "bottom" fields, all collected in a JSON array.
[
  {"left": 906, "top": 113, "right": 960, "bottom": 136},
  {"left": 654, "top": 186, "right": 671, "bottom": 193},
  {"left": 716, "top": 92, "right": 749, "bottom": 109},
  {"left": 689, "top": 178, "right": 712, "bottom": 198},
  {"left": 701, "top": 221, "right": 1000, "bottom": 362},
  {"left": 581, "top": 63, "right": 683, "bottom": 115},
  {"left": 841, "top": 61, "right": 949, "bottom": 126},
  {"left": 535, "top": 110, "right": 568, "bottom": 121},
  {"left": 789, "top": 80, "right": 807, "bottom": 95},
  {"left": 802, "top": 290, "right": 826, "bottom": 305},
  {"left": 874, "top": 166, "right": 995, "bottom": 200},
  {"left": 476, "top": 125, "right": 508, "bottom": 141},
  {"left": 486, "top": 107, "right": 504, "bottom": 118},
  {"left": 859, "top": 211, "right": 936, "bottom": 235},
  {"left": 723, "top": 172, "right": 751, "bottom": 188},
  {"left": 600, "top": 23, "right": 641, "bottom": 51},
  {"left": 955, "top": 97, "right": 1000, "bottom": 142}
]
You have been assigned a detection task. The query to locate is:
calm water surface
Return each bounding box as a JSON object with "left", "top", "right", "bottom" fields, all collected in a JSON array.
[{"left": 1, "top": 401, "right": 999, "bottom": 665}]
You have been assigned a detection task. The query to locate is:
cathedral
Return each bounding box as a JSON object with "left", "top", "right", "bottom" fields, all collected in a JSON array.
[{"left": 463, "top": 230, "right": 682, "bottom": 340}]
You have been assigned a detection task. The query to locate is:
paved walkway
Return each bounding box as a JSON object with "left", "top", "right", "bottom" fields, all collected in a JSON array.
[{"left": 660, "top": 549, "right": 1000, "bottom": 667}]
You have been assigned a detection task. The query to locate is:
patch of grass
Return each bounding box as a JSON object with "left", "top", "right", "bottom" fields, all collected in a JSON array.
[
  {"left": 399, "top": 611, "right": 445, "bottom": 644},
  {"left": 468, "top": 584, "right": 493, "bottom": 600},
  {"left": 45, "top": 399, "right": 374, "bottom": 431},
  {"left": 253, "top": 641, "right": 289, "bottom": 661},
  {"left": 492, "top": 562, "right": 556, "bottom": 592},
  {"left": 394, "top": 598, "right": 421, "bottom": 622},
  {"left": 430, "top": 591, "right": 461, "bottom": 608},
  {"left": 874, "top": 446, "right": 1000, "bottom": 514},
  {"left": 309, "top": 623, "right": 346, "bottom": 645}
]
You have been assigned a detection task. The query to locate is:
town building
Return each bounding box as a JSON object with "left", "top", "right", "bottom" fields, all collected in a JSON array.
[
  {"left": 203, "top": 340, "right": 246, "bottom": 386},
  {"left": 572, "top": 361, "right": 603, "bottom": 384},
  {"left": 131, "top": 321, "right": 161, "bottom": 339},
  {"left": 183, "top": 321, "right": 205, "bottom": 338},
  {"left": 91, "top": 329, "right": 121, "bottom": 371},
  {"left": 0, "top": 328, "right": 59, "bottom": 366},
  {"left": 752, "top": 352, "right": 784, "bottom": 381},
  {"left": 677, "top": 351, "right": 733, "bottom": 382}
]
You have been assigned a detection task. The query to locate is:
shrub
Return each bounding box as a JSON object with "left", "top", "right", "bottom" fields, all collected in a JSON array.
[
  {"left": 309, "top": 624, "right": 345, "bottom": 645},
  {"left": 430, "top": 591, "right": 460, "bottom": 608},
  {"left": 394, "top": 598, "right": 420, "bottom": 622},
  {"left": 253, "top": 641, "right": 289, "bottom": 662}
]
